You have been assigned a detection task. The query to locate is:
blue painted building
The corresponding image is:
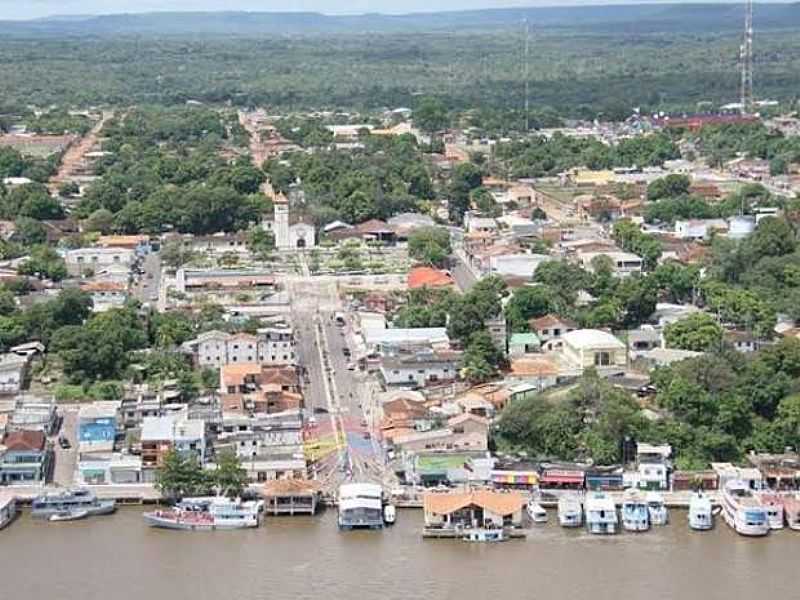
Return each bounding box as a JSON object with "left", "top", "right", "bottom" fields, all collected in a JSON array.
[{"left": 78, "top": 401, "right": 120, "bottom": 451}]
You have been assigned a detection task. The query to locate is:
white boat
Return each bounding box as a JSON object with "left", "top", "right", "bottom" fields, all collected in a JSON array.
[
  {"left": 383, "top": 504, "right": 396, "bottom": 525},
  {"left": 0, "top": 494, "right": 17, "bottom": 530},
  {"left": 462, "top": 528, "right": 507, "bottom": 543},
  {"left": 721, "top": 480, "right": 769, "bottom": 537},
  {"left": 585, "top": 492, "right": 618, "bottom": 535},
  {"left": 527, "top": 500, "right": 548, "bottom": 523},
  {"left": 780, "top": 494, "right": 800, "bottom": 530},
  {"left": 622, "top": 490, "right": 650, "bottom": 532},
  {"left": 143, "top": 496, "right": 263, "bottom": 531},
  {"left": 557, "top": 495, "right": 583, "bottom": 528},
  {"left": 758, "top": 493, "right": 785, "bottom": 530},
  {"left": 646, "top": 492, "right": 669, "bottom": 526},
  {"left": 31, "top": 488, "right": 116, "bottom": 520},
  {"left": 688, "top": 491, "right": 714, "bottom": 531},
  {"left": 338, "top": 483, "right": 384, "bottom": 530},
  {"left": 49, "top": 509, "right": 89, "bottom": 522}
]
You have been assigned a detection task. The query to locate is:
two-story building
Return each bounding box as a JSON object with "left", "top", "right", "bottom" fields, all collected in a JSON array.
[
  {"left": 560, "top": 329, "right": 627, "bottom": 373},
  {"left": 379, "top": 350, "right": 461, "bottom": 388},
  {"left": 140, "top": 415, "right": 206, "bottom": 476},
  {"left": 0, "top": 430, "right": 51, "bottom": 484},
  {"left": 65, "top": 247, "right": 135, "bottom": 277},
  {"left": 529, "top": 314, "right": 578, "bottom": 352},
  {"left": 182, "top": 326, "right": 296, "bottom": 368}
]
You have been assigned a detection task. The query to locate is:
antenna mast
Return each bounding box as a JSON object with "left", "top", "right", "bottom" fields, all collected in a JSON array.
[{"left": 740, "top": 0, "right": 754, "bottom": 115}]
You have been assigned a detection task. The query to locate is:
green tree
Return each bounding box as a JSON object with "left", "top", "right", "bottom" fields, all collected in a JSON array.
[
  {"left": 664, "top": 313, "right": 724, "bottom": 352},
  {"left": 155, "top": 449, "right": 210, "bottom": 501},
  {"left": 505, "top": 286, "right": 556, "bottom": 332},
  {"left": 407, "top": 226, "right": 451, "bottom": 268},
  {"left": 211, "top": 449, "right": 250, "bottom": 497},
  {"left": 414, "top": 96, "right": 449, "bottom": 135},
  {"left": 647, "top": 174, "right": 690, "bottom": 201},
  {"left": 17, "top": 245, "right": 67, "bottom": 281}
]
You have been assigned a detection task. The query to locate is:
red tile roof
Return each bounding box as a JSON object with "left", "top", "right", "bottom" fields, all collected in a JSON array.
[
  {"left": 3, "top": 430, "right": 46, "bottom": 452},
  {"left": 407, "top": 267, "right": 455, "bottom": 290}
]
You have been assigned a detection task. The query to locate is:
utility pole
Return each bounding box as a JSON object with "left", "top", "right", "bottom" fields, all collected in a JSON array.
[{"left": 740, "top": 0, "right": 754, "bottom": 115}]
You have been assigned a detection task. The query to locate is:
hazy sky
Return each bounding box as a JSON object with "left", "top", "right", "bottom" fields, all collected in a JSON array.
[{"left": 0, "top": 0, "right": 770, "bottom": 21}]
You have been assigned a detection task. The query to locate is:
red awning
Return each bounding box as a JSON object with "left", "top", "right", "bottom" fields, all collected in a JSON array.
[{"left": 540, "top": 472, "right": 584, "bottom": 485}]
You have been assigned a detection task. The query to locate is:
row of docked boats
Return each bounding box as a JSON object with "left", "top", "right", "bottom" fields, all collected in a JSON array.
[
  {"left": 720, "top": 479, "right": 800, "bottom": 536},
  {"left": 529, "top": 491, "right": 709, "bottom": 535}
]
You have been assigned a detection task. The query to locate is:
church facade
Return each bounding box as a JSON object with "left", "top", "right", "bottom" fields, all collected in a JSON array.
[{"left": 262, "top": 193, "right": 316, "bottom": 250}]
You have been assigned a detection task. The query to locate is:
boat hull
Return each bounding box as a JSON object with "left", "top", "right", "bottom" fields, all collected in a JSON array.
[
  {"left": 587, "top": 522, "right": 617, "bottom": 535},
  {"left": 32, "top": 500, "right": 116, "bottom": 519},
  {"left": 558, "top": 514, "right": 583, "bottom": 528},
  {"left": 143, "top": 513, "right": 258, "bottom": 531}
]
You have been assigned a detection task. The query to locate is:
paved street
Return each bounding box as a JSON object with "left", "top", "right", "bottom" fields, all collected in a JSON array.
[
  {"left": 451, "top": 251, "right": 477, "bottom": 291},
  {"left": 52, "top": 407, "right": 78, "bottom": 487},
  {"left": 133, "top": 252, "right": 162, "bottom": 305}
]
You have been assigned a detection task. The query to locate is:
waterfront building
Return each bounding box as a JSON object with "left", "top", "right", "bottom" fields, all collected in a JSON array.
[
  {"left": 76, "top": 452, "right": 143, "bottom": 485},
  {"left": 261, "top": 479, "right": 321, "bottom": 516},
  {"left": 635, "top": 443, "right": 672, "bottom": 490},
  {"left": 0, "top": 430, "right": 51, "bottom": 484},
  {"left": 422, "top": 490, "right": 526, "bottom": 530}
]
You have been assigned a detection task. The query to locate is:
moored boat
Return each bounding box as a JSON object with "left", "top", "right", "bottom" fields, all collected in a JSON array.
[
  {"left": 585, "top": 492, "right": 617, "bottom": 535},
  {"left": 688, "top": 491, "right": 714, "bottom": 531},
  {"left": 622, "top": 489, "right": 650, "bottom": 532},
  {"left": 646, "top": 491, "right": 669, "bottom": 526},
  {"left": 31, "top": 488, "right": 116, "bottom": 520},
  {"left": 527, "top": 500, "right": 548, "bottom": 523},
  {"left": 557, "top": 494, "right": 583, "bottom": 528},
  {"left": 49, "top": 509, "right": 89, "bottom": 522},
  {"left": 721, "top": 480, "right": 769, "bottom": 537},
  {"left": 383, "top": 504, "right": 396, "bottom": 525},
  {"left": 462, "top": 528, "right": 507, "bottom": 543},
  {"left": 338, "top": 483, "right": 384, "bottom": 530},
  {"left": 781, "top": 494, "right": 800, "bottom": 530},
  {"left": 0, "top": 494, "right": 17, "bottom": 530},
  {"left": 758, "top": 493, "right": 785, "bottom": 530},
  {"left": 143, "top": 496, "right": 263, "bottom": 531}
]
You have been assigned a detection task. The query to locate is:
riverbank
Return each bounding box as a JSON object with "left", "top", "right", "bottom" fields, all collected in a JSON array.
[{"left": 2, "top": 507, "right": 799, "bottom": 600}]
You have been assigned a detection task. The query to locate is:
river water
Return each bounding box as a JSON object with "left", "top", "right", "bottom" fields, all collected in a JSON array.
[{"left": 1, "top": 507, "right": 795, "bottom": 600}]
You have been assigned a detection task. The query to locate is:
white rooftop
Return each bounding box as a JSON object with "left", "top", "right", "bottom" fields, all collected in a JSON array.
[
  {"left": 363, "top": 327, "right": 448, "bottom": 347},
  {"left": 562, "top": 329, "right": 625, "bottom": 350},
  {"left": 141, "top": 415, "right": 204, "bottom": 441}
]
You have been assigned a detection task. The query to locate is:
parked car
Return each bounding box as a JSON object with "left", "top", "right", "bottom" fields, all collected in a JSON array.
[{"left": 58, "top": 437, "right": 71, "bottom": 450}]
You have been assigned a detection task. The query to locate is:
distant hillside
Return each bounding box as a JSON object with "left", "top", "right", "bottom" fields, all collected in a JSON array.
[{"left": 3, "top": 4, "right": 800, "bottom": 36}]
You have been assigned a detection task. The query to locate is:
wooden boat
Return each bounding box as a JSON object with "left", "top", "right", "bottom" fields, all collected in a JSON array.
[{"left": 49, "top": 509, "right": 89, "bottom": 522}]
